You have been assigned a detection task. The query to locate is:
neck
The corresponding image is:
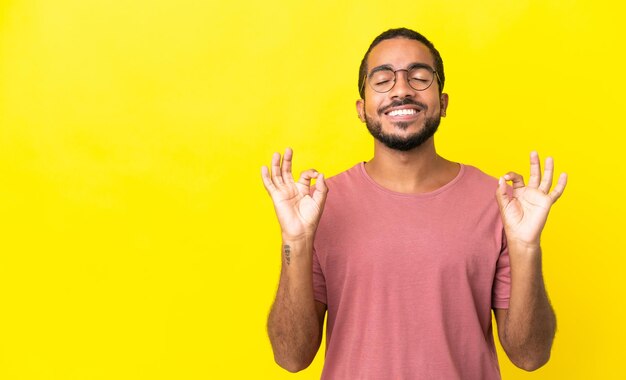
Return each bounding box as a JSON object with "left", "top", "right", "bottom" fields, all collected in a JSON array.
[{"left": 364, "top": 138, "right": 459, "bottom": 194}]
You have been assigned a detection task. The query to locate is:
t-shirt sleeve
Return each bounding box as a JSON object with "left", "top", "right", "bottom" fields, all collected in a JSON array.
[
  {"left": 492, "top": 231, "right": 511, "bottom": 309},
  {"left": 312, "top": 247, "right": 327, "bottom": 305}
]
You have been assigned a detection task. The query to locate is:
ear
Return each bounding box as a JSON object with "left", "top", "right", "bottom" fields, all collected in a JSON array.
[
  {"left": 356, "top": 99, "right": 366, "bottom": 122},
  {"left": 440, "top": 93, "right": 449, "bottom": 117}
]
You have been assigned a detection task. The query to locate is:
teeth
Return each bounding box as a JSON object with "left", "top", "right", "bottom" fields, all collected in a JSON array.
[{"left": 388, "top": 109, "right": 417, "bottom": 116}]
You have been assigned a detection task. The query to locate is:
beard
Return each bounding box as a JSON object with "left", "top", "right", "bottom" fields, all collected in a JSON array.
[{"left": 365, "top": 111, "right": 441, "bottom": 152}]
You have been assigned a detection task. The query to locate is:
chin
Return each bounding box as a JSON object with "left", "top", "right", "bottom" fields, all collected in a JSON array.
[{"left": 366, "top": 114, "right": 441, "bottom": 152}]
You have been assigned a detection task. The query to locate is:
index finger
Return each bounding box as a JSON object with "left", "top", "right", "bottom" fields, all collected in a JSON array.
[{"left": 503, "top": 172, "right": 526, "bottom": 189}]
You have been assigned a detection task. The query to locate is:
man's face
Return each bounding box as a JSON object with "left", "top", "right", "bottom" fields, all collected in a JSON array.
[{"left": 356, "top": 38, "right": 448, "bottom": 151}]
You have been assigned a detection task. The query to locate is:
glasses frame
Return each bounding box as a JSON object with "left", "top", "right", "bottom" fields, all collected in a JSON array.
[{"left": 360, "top": 64, "right": 442, "bottom": 94}]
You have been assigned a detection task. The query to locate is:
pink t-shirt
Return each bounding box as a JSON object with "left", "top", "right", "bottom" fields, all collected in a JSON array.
[{"left": 312, "top": 163, "right": 510, "bottom": 379}]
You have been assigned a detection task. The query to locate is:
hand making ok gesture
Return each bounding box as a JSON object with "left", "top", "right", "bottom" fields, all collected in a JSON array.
[
  {"left": 496, "top": 151, "right": 568, "bottom": 249},
  {"left": 261, "top": 148, "right": 328, "bottom": 241}
]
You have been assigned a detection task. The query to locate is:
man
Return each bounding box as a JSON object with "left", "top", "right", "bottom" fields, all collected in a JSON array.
[{"left": 261, "top": 28, "right": 567, "bottom": 379}]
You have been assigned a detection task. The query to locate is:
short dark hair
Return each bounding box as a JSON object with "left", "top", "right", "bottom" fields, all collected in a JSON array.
[{"left": 358, "top": 28, "right": 445, "bottom": 98}]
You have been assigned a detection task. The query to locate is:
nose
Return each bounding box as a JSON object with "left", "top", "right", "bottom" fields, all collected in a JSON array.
[{"left": 388, "top": 69, "right": 416, "bottom": 99}]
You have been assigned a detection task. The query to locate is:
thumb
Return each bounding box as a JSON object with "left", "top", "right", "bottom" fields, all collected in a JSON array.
[
  {"left": 495, "top": 177, "right": 510, "bottom": 213},
  {"left": 312, "top": 173, "right": 328, "bottom": 208}
]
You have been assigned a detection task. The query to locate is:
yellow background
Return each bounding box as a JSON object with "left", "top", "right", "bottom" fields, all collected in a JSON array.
[{"left": 1, "top": 0, "right": 624, "bottom": 378}]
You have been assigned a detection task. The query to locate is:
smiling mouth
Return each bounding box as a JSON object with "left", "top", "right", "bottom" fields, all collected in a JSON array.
[{"left": 386, "top": 109, "right": 420, "bottom": 117}]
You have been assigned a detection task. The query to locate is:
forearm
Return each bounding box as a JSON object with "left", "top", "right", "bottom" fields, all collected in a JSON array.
[
  {"left": 502, "top": 244, "right": 556, "bottom": 370},
  {"left": 267, "top": 237, "right": 322, "bottom": 372}
]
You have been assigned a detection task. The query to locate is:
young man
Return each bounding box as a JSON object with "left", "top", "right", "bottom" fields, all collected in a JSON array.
[{"left": 262, "top": 28, "right": 567, "bottom": 379}]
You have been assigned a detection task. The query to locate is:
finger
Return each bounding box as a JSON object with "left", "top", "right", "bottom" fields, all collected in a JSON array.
[
  {"left": 548, "top": 172, "right": 568, "bottom": 203},
  {"left": 261, "top": 165, "right": 277, "bottom": 194},
  {"left": 271, "top": 152, "right": 284, "bottom": 185},
  {"left": 528, "top": 151, "right": 541, "bottom": 188},
  {"left": 281, "top": 147, "right": 295, "bottom": 182},
  {"left": 296, "top": 169, "right": 318, "bottom": 193},
  {"left": 312, "top": 173, "right": 329, "bottom": 208},
  {"left": 503, "top": 172, "right": 525, "bottom": 189},
  {"left": 539, "top": 156, "right": 555, "bottom": 193},
  {"left": 495, "top": 177, "right": 511, "bottom": 213}
]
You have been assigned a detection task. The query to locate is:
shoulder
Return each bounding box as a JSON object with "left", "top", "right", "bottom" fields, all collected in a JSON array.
[
  {"left": 459, "top": 164, "right": 499, "bottom": 190},
  {"left": 326, "top": 163, "right": 363, "bottom": 183},
  {"left": 452, "top": 164, "right": 501, "bottom": 206},
  {"left": 324, "top": 163, "right": 365, "bottom": 194},
  {"left": 317, "top": 163, "right": 368, "bottom": 219}
]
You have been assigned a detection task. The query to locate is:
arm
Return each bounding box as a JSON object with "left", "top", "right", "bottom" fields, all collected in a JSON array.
[
  {"left": 493, "top": 248, "right": 556, "bottom": 371},
  {"left": 267, "top": 238, "right": 327, "bottom": 372},
  {"left": 261, "top": 148, "right": 328, "bottom": 372},
  {"left": 494, "top": 151, "right": 567, "bottom": 371}
]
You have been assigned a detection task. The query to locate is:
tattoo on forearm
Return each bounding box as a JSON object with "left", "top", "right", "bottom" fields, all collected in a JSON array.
[{"left": 284, "top": 244, "right": 291, "bottom": 265}]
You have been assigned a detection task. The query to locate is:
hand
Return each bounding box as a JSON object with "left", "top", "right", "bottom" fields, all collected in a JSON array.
[
  {"left": 496, "top": 151, "right": 567, "bottom": 248},
  {"left": 261, "top": 148, "right": 328, "bottom": 240}
]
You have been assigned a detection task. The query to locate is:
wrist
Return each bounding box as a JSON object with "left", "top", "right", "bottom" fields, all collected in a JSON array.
[
  {"left": 507, "top": 240, "right": 543, "bottom": 267},
  {"left": 281, "top": 231, "right": 316, "bottom": 244},
  {"left": 508, "top": 240, "right": 541, "bottom": 254},
  {"left": 280, "top": 235, "right": 315, "bottom": 266}
]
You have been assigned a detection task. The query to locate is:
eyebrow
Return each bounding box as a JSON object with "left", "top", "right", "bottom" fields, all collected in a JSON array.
[
  {"left": 407, "top": 62, "right": 434, "bottom": 71},
  {"left": 369, "top": 62, "right": 435, "bottom": 75},
  {"left": 369, "top": 64, "right": 394, "bottom": 75}
]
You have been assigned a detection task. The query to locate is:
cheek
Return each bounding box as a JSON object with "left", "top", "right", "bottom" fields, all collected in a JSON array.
[
  {"left": 364, "top": 96, "right": 384, "bottom": 116},
  {"left": 425, "top": 96, "right": 442, "bottom": 115}
]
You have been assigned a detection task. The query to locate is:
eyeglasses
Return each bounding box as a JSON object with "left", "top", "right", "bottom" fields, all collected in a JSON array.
[{"left": 361, "top": 65, "right": 441, "bottom": 94}]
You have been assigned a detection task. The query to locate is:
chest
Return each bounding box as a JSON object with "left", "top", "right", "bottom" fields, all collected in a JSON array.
[{"left": 316, "top": 196, "right": 503, "bottom": 292}]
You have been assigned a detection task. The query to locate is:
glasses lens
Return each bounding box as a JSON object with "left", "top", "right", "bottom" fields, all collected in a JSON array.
[
  {"left": 408, "top": 67, "right": 434, "bottom": 91},
  {"left": 368, "top": 68, "right": 436, "bottom": 93},
  {"left": 368, "top": 69, "right": 396, "bottom": 93}
]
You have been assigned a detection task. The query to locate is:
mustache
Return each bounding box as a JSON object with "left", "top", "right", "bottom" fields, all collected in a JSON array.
[{"left": 378, "top": 98, "right": 428, "bottom": 115}]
